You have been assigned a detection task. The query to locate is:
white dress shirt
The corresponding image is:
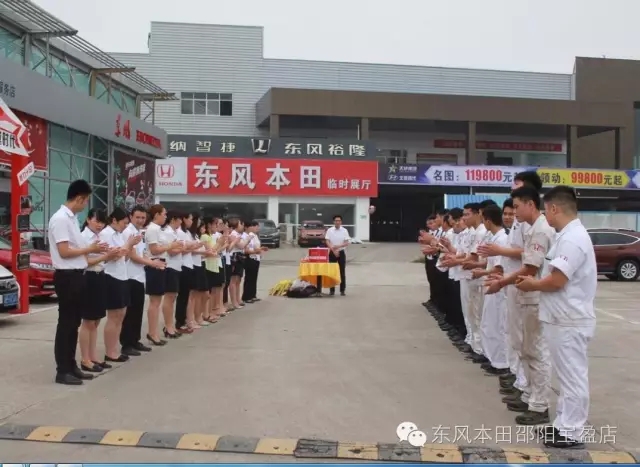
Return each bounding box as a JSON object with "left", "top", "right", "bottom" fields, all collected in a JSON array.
[
  {"left": 145, "top": 221, "right": 167, "bottom": 260},
  {"left": 249, "top": 235, "right": 262, "bottom": 261},
  {"left": 177, "top": 229, "right": 194, "bottom": 268},
  {"left": 325, "top": 226, "right": 351, "bottom": 252},
  {"left": 48, "top": 205, "right": 88, "bottom": 270},
  {"left": 192, "top": 234, "right": 205, "bottom": 265},
  {"left": 99, "top": 226, "right": 127, "bottom": 281},
  {"left": 164, "top": 225, "right": 183, "bottom": 271},
  {"left": 82, "top": 227, "right": 104, "bottom": 272},
  {"left": 123, "top": 223, "right": 146, "bottom": 284}
]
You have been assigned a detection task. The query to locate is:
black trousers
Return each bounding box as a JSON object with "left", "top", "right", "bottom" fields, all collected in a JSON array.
[
  {"left": 329, "top": 250, "right": 346, "bottom": 293},
  {"left": 53, "top": 269, "right": 86, "bottom": 374},
  {"left": 446, "top": 279, "right": 467, "bottom": 335},
  {"left": 242, "top": 258, "right": 260, "bottom": 301},
  {"left": 425, "top": 257, "right": 436, "bottom": 302},
  {"left": 120, "top": 279, "right": 145, "bottom": 348},
  {"left": 433, "top": 268, "right": 449, "bottom": 313},
  {"left": 175, "top": 267, "right": 191, "bottom": 328}
]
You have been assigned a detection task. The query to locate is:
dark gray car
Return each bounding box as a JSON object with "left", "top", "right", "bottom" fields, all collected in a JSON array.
[{"left": 256, "top": 219, "right": 280, "bottom": 248}]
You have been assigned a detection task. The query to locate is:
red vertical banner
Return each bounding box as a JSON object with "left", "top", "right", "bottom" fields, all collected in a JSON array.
[{"left": 11, "top": 153, "right": 29, "bottom": 314}]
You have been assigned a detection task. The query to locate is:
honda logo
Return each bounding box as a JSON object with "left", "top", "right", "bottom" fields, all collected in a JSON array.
[
  {"left": 251, "top": 138, "right": 271, "bottom": 155},
  {"left": 157, "top": 164, "right": 175, "bottom": 178}
]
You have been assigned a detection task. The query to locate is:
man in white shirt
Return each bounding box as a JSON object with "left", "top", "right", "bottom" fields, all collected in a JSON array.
[
  {"left": 485, "top": 184, "right": 556, "bottom": 426},
  {"left": 48, "top": 180, "right": 109, "bottom": 385},
  {"left": 120, "top": 205, "right": 165, "bottom": 356},
  {"left": 516, "top": 186, "right": 597, "bottom": 448},
  {"left": 325, "top": 215, "right": 351, "bottom": 296}
]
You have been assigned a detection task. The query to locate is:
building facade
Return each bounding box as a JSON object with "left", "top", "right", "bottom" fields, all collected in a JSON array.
[
  {"left": 0, "top": 2, "right": 172, "bottom": 243},
  {"left": 112, "top": 21, "right": 640, "bottom": 241}
]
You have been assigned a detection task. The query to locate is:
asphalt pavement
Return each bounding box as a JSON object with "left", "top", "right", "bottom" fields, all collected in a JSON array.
[{"left": 0, "top": 243, "right": 638, "bottom": 463}]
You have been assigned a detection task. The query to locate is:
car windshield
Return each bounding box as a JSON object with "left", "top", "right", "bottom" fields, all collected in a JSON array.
[
  {"left": 303, "top": 222, "right": 323, "bottom": 229},
  {"left": 259, "top": 220, "right": 276, "bottom": 228},
  {"left": 0, "top": 236, "right": 10, "bottom": 250}
]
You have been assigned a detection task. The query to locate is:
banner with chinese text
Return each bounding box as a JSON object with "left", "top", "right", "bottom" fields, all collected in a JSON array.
[
  {"left": 113, "top": 150, "right": 155, "bottom": 211},
  {"left": 379, "top": 163, "right": 640, "bottom": 190},
  {"left": 0, "top": 108, "right": 48, "bottom": 170},
  {"left": 184, "top": 158, "right": 378, "bottom": 197}
]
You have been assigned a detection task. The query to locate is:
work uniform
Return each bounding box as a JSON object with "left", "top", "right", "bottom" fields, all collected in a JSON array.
[
  {"left": 468, "top": 223, "right": 489, "bottom": 355},
  {"left": 437, "top": 228, "right": 466, "bottom": 336},
  {"left": 480, "top": 228, "right": 510, "bottom": 369},
  {"left": 144, "top": 221, "right": 167, "bottom": 296},
  {"left": 503, "top": 220, "right": 529, "bottom": 392},
  {"left": 48, "top": 205, "right": 89, "bottom": 376},
  {"left": 164, "top": 225, "right": 182, "bottom": 294},
  {"left": 120, "top": 222, "right": 146, "bottom": 350},
  {"left": 517, "top": 214, "right": 556, "bottom": 416},
  {"left": 539, "top": 218, "right": 597, "bottom": 442},
  {"left": 458, "top": 227, "right": 474, "bottom": 346},
  {"left": 325, "top": 226, "right": 350, "bottom": 294},
  {"left": 175, "top": 228, "right": 194, "bottom": 329}
]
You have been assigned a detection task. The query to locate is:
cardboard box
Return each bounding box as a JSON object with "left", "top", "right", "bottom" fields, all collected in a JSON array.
[{"left": 308, "top": 247, "right": 329, "bottom": 263}]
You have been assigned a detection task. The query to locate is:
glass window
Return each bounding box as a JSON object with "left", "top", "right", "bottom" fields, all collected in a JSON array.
[
  {"left": 51, "top": 55, "right": 71, "bottom": 86},
  {"left": 297, "top": 204, "right": 355, "bottom": 226},
  {"left": 30, "top": 46, "right": 47, "bottom": 76},
  {"left": 0, "top": 28, "right": 24, "bottom": 63},
  {"left": 110, "top": 87, "right": 124, "bottom": 110},
  {"left": 181, "top": 92, "right": 233, "bottom": 116},
  {"left": 72, "top": 67, "right": 90, "bottom": 94},
  {"left": 591, "top": 232, "right": 638, "bottom": 246},
  {"left": 278, "top": 203, "right": 297, "bottom": 225},
  {"left": 123, "top": 92, "right": 137, "bottom": 114},
  {"left": 162, "top": 202, "right": 267, "bottom": 222},
  {"left": 95, "top": 79, "right": 109, "bottom": 103}
]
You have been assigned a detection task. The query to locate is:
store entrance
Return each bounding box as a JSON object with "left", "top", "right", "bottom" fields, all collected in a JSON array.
[{"left": 369, "top": 185, "right": 466, "bottom": 242}]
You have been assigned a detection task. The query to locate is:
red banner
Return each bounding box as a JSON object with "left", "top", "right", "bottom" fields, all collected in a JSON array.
[
  {"left": 0, "top": 109, "right": 48, "bottom": 170},
  {"left": 433, "top": 139, "right": 563, "bottom": 153},
  {"left": 187, "top": 158, "right": 379, "bottom": 197}
]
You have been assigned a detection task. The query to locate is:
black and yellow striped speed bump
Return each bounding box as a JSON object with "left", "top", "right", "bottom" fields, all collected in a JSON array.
[{"left": 0, "top": 423, "right": 638, "bottom": 463}]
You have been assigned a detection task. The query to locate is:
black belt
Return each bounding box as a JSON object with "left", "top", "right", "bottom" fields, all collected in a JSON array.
[{"left": 55, "top": 269, "right": 85, "bottom": 273}]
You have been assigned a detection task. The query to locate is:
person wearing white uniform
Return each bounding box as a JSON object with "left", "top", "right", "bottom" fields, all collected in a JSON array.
[
  {"left": 100, "top": 207, "right": 141, "bottom": 364},
  {"left": 471, "top": 204, "right": 510, "bottom": 376},
  {"left": 243, "top": 220, "right": 267, "bottom": 303},
  {"left": 325, "top": 215, "right": 351, "bottom": 296},
  {"left": 516, "top": 186, "right": 596, "bottom": 448},
  {"left": 175, "top": 213, "right": 197, "bottom": 333},
  {"left": 79, "top": 209, "right": 118, "bottom": 373},
  {"left": 191, "top": 219, "right": 212, "bottom": 326},
  {"left": 478, "top": 171, "right": 542, "bottom": 400},
  {"left": 162, "top": 211, "right": 186, "bottom": 338},
  {"left": 227, "top": 218, "right": 249, "bottom": 310},
  {"left": 48, "top": 180, "right": 110, "bottom": 385},
  {"left": 144, "top": 204, "right": 179, "bottom": 346},
  {"left": 485, "top": 185, "right": 556, "bottom": 426},
  {"left": 120, "top": 206, "right": 165, "bottom": 357}
]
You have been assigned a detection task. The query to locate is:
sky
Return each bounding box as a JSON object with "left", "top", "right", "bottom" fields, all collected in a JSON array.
[{"left": 31, "top": 0, "right": 640, "bottom": 74}]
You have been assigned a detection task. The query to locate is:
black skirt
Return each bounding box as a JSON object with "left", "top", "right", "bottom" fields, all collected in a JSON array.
[
  {"left": 83, "top": 271, "right": 107, "bottom": 320},
  {"left": 105, "top": 274, "right": 130, "bottom": 310},
  {"left": 192, "top": 264, "right": 209, "bottom": 291},
  {"left": 145, "top": 262, "right": 166, "bottom": 296},
  {"left": 165, "top": 267, "right": 181, "bottom": 293},
  {"left": 230, "top": 253, "right": 245, "bottom": 277},
  {"left": 207, "top": 268, "right": 224, "bottom": 288}
]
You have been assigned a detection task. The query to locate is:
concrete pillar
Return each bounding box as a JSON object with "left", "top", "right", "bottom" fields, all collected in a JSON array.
[
  {"left": 269, "top": 114, "right": 280, "bottom": 138},
  {"left": 466, "top": 121, "right": 477, "bottom": 164},
  {"left": 566, "top": 125, "right": 577, "bottom": 167},
  {"left": 359, "top": 118, "right": 370, "bottom": 140},
  {"left": 615, "top": 128, "right": 621, "bottom": 169}
]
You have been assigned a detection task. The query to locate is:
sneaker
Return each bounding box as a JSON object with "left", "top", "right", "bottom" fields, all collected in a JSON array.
[{"left": 516, "top": 410, "right": 550, "bottom": 426}]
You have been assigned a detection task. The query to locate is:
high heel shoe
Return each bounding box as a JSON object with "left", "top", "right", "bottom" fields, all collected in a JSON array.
[
  {"left": 147, "top": 333, "right": 167, "bottom": 346},
  {"left": 163, "top": 327, "right": 180, "bottom": 339}
]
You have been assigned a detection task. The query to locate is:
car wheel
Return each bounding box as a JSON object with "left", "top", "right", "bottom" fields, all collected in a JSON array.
[
  {"left": 605, "top": 273, "right": 619, "bottom": 281},
  {"left": 274, "top": 242, "right": 280, "bottom": 248},
  {"left": 616, "top": 259, "right": 640, "bottom": 281}
]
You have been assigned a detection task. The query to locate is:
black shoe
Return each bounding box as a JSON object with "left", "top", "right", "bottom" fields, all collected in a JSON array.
[
  {"left": 506, "top": 400, "right": 530, "bottom": 413},
  {"left": 147, "top": 334, "right": 167, "bottom": 346},
  {"left": 340, "top": 291, "right": 345, "bottom": 296},
  {"left": 93, "top": 360, "right": 112, "bottom": 369},
  {"left": 80, "top": 362, "right": 103, "bottom": 373},
  {"left": 121, "top": 347, "right": 142, "bottom": 357},
  {"left": 105, "top": 354, "right": 130, "bottom": 363},
  {"left": 485, "top": 366, "right": 510, "bottom": 376},
  {"left": 329, "top": 289, "right": 336, "bottom": 296},
  {"left": 421, "top": 301, "right": 429, "bottom": 307},
  {"left": 500, "top": 386, "right": 519, "bottom": 395},
  {"left": 502, "top": 392, "right": 522, "bottom": 404},
  {"left": 499, "top": 372, "right": 515, "bottom": 382},
  {"left": 133, "top": 342, "right": 152, "bottom": 352},
  {"left": 457, "top": 344, "right": 473, "bottom": 353},
  {"left": 539, "top": 427, "right": 585, "bottom": 449},
  {"left": 55, "top": 372, "right": 83, "bottom": 385},
  {"left": 480, "top": 362, "right": 492, "bottom": 371},
  {"left": 500, "top": 378, "right": 515, "bottom": 389},
  {"left": 471, "top": 354, "right": 489, "bottom": 364},
  {"left": 72, "top": 367, "right": 94, "bottom": 380},
  {"left": 516, "top": 409, "right": 550, "bottom": 425}
]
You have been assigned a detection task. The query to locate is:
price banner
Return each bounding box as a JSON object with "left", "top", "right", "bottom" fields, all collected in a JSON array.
[{"left": 379, "top": 163, "right": 640, "bottom": 190}]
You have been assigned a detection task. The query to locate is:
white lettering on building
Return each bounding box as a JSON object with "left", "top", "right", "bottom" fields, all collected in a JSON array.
[
  {"left": 265, "top": 163, "right": 291, "bottom": 190},
  {"left": 230, "top": 163, "right": 256, "bottom": 189},
  {"left": 300, "top": 166, "right": 321, "bottom": 189},
  {"left": 193, "top": 161, "right": 219, "bottom": 189}
]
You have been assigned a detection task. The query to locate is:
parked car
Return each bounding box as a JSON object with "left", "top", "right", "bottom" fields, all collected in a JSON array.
[
  {"left": 0, "top": 263, "right": 19, "bottom": 312},
  {"left": 298, "top": 220, "right": 327, "bottom": 247},
  {"left": 256, "top": 219, "right": 280, "bottom": 248},
  {"left": 587, "top": 228, "right": 640, "bottom": 281},
  {"left": 0, "top": 236, "right": 55, "bottom": 297}
]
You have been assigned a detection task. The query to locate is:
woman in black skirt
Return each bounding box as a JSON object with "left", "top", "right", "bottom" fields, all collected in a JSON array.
[
  {"left": 204, "top": 218, "right": 227, "bottom": 320},
  {"left": 79, "top": 209, "right": 118, "bottom": 372},
  {"left": 99, "top": 207, "right": 142, "bottom": 363},
  {"left": 222, "top": 220, "right": 233, "bottom": 308},
  {"left": 189, "top": 217, "right": 210, "bottom": 326}
]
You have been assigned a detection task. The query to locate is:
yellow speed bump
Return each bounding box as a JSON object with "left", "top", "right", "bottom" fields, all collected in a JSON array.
[
  {"left": 421, "top": 444, "right": 464, "bottom": 463},
  {"left": 337, "top": 441, "right": 379, "bottom": 460},
  {"left": 176, "top": 433, "right": 221, "bottom": 451},
  {"left": 99, "top": 429, "right": 144, "bottom": 446},
  {"left": 26, "top": 426, "right": 72, "bottom": 442},
  {"left": 255, "top": 437, "right": 298, "bottom": 456},
  {"left": 502, "top": 447, "right": 550, "bottom": 464},
  {"left": 588, "top": 450, "right": 637, "bottom": 464}
]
